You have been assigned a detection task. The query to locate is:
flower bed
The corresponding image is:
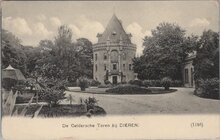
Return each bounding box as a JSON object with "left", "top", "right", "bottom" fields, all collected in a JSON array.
[{"left": 106, "top": 84, "right": 151, "bottom": 94}]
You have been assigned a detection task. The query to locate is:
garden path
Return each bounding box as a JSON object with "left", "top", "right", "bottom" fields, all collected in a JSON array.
[{"left": 64, "top": 88, "right": 220, "bottom": 115}]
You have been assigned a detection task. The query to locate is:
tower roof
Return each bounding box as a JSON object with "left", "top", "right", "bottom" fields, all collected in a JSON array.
[{"left": 98, "top": 14, "right": 131, "bottom": 43}]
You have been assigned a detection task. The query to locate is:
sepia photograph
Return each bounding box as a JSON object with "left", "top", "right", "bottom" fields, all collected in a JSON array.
[{"left": 1, "top": 0, "right": 220, "bottom": 139}]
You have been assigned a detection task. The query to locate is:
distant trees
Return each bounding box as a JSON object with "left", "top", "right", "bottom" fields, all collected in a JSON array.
[
  {"left": 133, "top": 22, "right": 197, "bottom": 81},
  {"left": 2, "top": 25, "right": 94, "bottom": 85},
  {"left": 2, "top": 29, "right": 28, "bottom": 75},
  {"left": 34, "top": 25, "right": 94, "bottom": 83}
]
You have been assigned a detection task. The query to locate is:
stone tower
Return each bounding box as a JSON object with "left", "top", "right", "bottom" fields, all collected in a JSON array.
[{"left": 93, "top": 14, "right": 137, "bottom": 84}]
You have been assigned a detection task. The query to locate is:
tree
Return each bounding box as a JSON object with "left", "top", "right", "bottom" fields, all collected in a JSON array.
[
  {"left": 2, "top": 29, "right": 27, "bottom": 75},
  {"left": 34, "top": 25, "right": 93, "bottom": 84},
  {"left": 193, "top": 30, "right": 219, "bottom": 80},
  {"left": 133, "top": 23, "right": 196, "bottom": 80}
]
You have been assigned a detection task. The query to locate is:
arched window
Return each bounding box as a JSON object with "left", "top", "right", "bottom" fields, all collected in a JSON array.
[
  {"left": 110, "top": 50, "right": 119, "bottom": 63},
  {"left": 104, "top": 53, "right": 107, "bottom": 60},
  {"left": 122, "top": 53, "right": 126, "bottom": 60}
]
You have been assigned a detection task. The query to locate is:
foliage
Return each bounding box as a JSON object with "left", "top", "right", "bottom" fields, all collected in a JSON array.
[
  {"left": 104, "top": 80, "right": 111, "bottom": 85},
  {"left": 38, "top": 78, "right": 66, "bottom": 107},
  {"left": 196, "top": 78, "right": 219, "bottom": 99},
  {"left": 89, "top": 79, "right": 101, "bottom": 87},
  {"left": 2, "top": 90, "right": 42, "bottom": 117},
  {"left": 106, "top": 84, "right": 151, "bottom": 94},
  {"left": 2, "top": 26, "right": 93, "bottom": 84},
  {"left": 133, "top": 23, "right": 197, "bottom": 81},
  {"left": 98, "top": 84, "right": 113, "bottom": 88},
  {"left": 2, "top": 78, "right": 17, "bottom": 90},
  {"left": 193, "top": 30, "right": 219, "bottom": 80},
  {"left": 142, "top": 79, "right": 182, "bottom": 88},
  {"left": 161, "top": 77, "right": 172, "bottom": 90},
  {"left": 128, "top": 80, "right": 143, "bottom": 86},
  {"left": 84, "top": 97, "right": 98, "bottom": 111},
  {"left": 77, "top": 77, "right": 89, "bottom": 91},
  {"left": 142, "top": 80, "right": 151, "bottom": 88},
  {"left": 2, "top": 29, "right": 27, "bottom": 75}
]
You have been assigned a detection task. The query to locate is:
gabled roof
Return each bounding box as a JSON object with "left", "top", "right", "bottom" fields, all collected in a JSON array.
[{"left": 98, "top": 14, "right": 131, "bottom": 44}]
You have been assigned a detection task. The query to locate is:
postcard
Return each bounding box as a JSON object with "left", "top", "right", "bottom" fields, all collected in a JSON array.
[{"left": 1, "top": 1, "right": 220, "bottom": 140}]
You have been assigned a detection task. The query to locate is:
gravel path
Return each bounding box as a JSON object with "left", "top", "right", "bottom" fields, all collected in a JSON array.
[{"left": 64, "top": 88, "right": 220, "bottom": 115}]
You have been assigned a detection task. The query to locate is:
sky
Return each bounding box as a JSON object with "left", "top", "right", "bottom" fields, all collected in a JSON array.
[{"left": 2, "top": 1, "right": 219, "bottom": 55}]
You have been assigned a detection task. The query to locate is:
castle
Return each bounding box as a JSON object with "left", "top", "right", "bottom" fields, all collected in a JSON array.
[{"left": 93, "top": 14, "right": 137, "bottom": 84}]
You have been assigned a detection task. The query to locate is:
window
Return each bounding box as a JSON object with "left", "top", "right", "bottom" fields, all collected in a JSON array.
[
  {"left": 184, "top": 68, "right": 189, "bottom": 83},
  {"left": 95, "top": 64, "right": 98, "bottom": 72},
  {"left": 110, "top": 50, "right": 119, "bottom": 63},
  {"left": 122, "top": 53, "right": 126, "bottom": 60},
  {"left": 104, "top": 53, "right": 107, "bottom": 60},
  {"left": 129, "top": 64, "right": 132, "bottom": 70},
  {"left": 95, "top": 54, "right": 97, "bottom": 61},
  {"left": 123, "top": 64, "right": 126, "bottom": 70},
  {"left": 104, "top": 64, "right": 107, "bottom": 70},
  {"left": 113, "top": 64, "right": 117, "bottom": 70}
]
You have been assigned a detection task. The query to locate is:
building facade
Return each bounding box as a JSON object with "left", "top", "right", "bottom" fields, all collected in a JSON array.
[
  {"left": 93, "top": 14, "right": 137, "bottom": 84},
  {"left": 183, "top": 52, "right": 196, "bottom": 87}
]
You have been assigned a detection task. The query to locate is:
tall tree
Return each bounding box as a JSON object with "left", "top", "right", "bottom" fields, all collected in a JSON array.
[
  {"left": 193, "top": 30, "right": 219, "bottom": 80},
  {"left": 2, "top": 29, "right": 27, "bottom": 75},
  {"left": 133, "top": 23, "right": 196, "bottom": 80}
]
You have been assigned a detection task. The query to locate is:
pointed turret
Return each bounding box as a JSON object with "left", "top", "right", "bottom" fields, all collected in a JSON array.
[{"left": 98, "top": 14, "right": 131, "bottom": 43}]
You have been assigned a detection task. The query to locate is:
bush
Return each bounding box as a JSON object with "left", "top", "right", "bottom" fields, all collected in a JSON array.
[
  {"left": 129, "top": 80, "right": 143, "bottom": 86},
  {"left": 161, "top": 77, "right": 172, "bottom": 90},
  {"left": 40, "top": 87, "right": 66, "bottom": 107},
  {"left": 104, "top": 80, "right": 111, "bottom": 85},
  {"left": 84, "top": 97, "right": 98, "bottom": 111},
  {"left": 171, "top": 80, "right": 183, "bottom": 87},
  {"left": 98, "top": 84, "right": 112, "bottom": 88},
  {"left": 89, "top": 79, "right": 101, "bottom": 87},
  {"left": 142, "top": 80, "right": 151, "bottom": 88},
  {"left": 77, "top": 77, "right": 89, "bottom": 91},
  {"left": 196, "top": 78, "right": 219, "bottom": 99},
  {"left": 106, "top": 84, "right": 151, "bottom": 94}
]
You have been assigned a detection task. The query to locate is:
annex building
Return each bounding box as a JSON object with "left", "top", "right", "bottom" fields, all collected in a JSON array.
[{"left": 93, "top": 14, "right": 137, "bottom": 84}]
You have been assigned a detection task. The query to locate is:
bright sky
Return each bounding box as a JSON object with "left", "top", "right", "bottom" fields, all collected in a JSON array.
[{"left": 2, "top": 1, "right": 219, "bottom": 55}]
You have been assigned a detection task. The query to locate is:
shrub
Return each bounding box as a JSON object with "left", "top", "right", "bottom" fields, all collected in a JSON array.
[
  {"left": 129, "top": 80, "right": 143, "bottom": 86},
  {"left": 84, "top": 97, "right": 98, "bottom": 111},
  {"left": 106, "top": 84, "right": 151, "bottom": 94},
  {"left": 104, "top": 80, "right": 111, "bottom": 85},
  {"left": 142, "top": 80, "right": 151, "bottom": 88},
  {"left": 90, "top": 79, "right": 101, "bottom": 87},
  {"left": 171, "top": 80, "right": 183, "bottom": 87},
  {"left": 2, "top": 89, "right": 42, "bottom": 117},
  {"left": 98, "top": 84, "right": 112, "bottom": 88},
  {"left": 77, "top": 77, "right": 89, "bottom": 91},
  {"left": 161, "top": 77, "right": 172, "bottom": 90},
  {"left": 40, "top": 87, "right": 66, "bottom": 107},
  {"left": 196, "top": 78, "right": 219, "bottom": 99}
]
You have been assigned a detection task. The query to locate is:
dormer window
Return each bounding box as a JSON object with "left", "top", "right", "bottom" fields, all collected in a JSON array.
[{"left": 112, "top": 31, "right": 116, "bottom": 35}]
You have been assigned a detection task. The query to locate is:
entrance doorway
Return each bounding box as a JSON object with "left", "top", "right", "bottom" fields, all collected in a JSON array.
[{"left": 112, "top": 76, "right": 117, "bottom": 84}]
